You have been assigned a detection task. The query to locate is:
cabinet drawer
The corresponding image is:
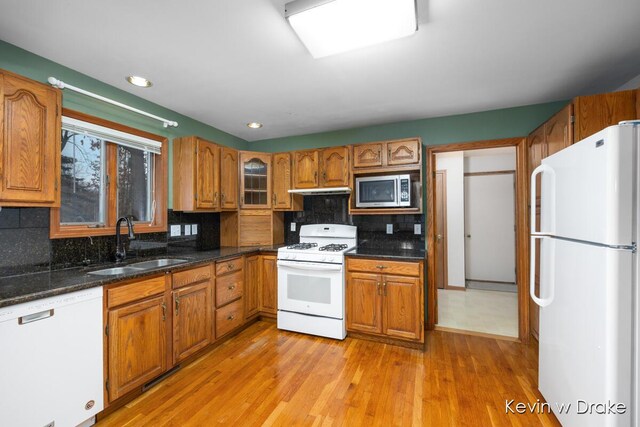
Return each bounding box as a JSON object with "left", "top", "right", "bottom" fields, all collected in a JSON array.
[
  {"left": 107, "top": 275, "right": 166, "bottom": 308},
  {"left": 347, "top": 258, "right": 421, "bottom": 277},
  {"left": 216, "top": 270, "right": 244, "bottom": 307},
  {"left": 172, "top": 265, "right": 211, "bottom": 289},
  {"left": 216, "top": 257, "right": 243, "bottom": 276},
  {"left": 216, "top": 299, "right": 244, "bottom": 338}
]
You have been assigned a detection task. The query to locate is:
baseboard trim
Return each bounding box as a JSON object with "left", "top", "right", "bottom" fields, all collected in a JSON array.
[
  {"left": 434, "top": 325, "right": 519, "bottom": 342},
  {"left": 443, "top": 284, "right": 465, "bottom": 291}
]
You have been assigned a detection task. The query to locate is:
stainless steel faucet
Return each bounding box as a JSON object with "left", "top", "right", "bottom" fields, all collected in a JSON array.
[{"left": 115, "top": 217, "right": 136, "bottom": 262}]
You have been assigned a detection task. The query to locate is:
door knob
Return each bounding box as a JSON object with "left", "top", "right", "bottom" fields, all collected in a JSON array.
[
  {"left": 466, "top": 234, "right": 471, "bottom": 238},
  {"left": 436, "top": 234, "right": 442, "bottom": 242}
]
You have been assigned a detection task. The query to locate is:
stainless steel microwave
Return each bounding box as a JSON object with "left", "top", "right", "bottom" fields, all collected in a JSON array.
[{"left": 355, "top": 174, "right": 411, "bottom": 208}]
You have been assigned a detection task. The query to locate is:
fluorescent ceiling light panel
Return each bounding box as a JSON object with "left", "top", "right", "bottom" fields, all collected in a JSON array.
[{"left": 286, "top": 0, "right": 417, "bottom": 58}]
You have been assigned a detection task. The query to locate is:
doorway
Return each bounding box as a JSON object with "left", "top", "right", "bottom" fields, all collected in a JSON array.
[{"left": 427, "top": 138, "right": 529, "bottom": 341}]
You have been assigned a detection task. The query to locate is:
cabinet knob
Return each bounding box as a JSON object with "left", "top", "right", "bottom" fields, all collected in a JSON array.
[
  {"left": 227, "top": 314, "right": 235, "bottom": 321},
  {"left": 228, "top": 284, "right": 236, "bottom": 290},
  {"left": 376, "top": 265, "right": 387, "bottom": 269},
  {"left": 228, "top": 264, "right": 234, "bottom": 270}
]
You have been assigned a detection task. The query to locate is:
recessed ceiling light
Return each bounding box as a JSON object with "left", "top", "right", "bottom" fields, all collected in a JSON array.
[
  {"left": 285, "top": 0, "right": 418, "bottom": 58},
  {"left": 126, "top": 75, "right": 152, "bottom": 88},
  {"left": 247, "top": 122, "right": 263, "bottom": 129}
]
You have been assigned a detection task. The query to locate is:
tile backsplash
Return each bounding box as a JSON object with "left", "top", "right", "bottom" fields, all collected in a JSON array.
[
  {"left": 284, "top": 195, "right": 425, "bottom": 250},
  {"left": 0, "top": 207, "right": 220, "bottom": 276}
]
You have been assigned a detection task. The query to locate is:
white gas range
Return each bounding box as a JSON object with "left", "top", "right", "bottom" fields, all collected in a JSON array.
[{"left": 277, "top": 224, "right": 357, "bottom": 340}]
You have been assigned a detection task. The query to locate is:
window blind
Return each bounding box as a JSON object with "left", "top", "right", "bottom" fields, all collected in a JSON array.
[{"left": 62, "top": 116, "right": 162, "bottom": 155}]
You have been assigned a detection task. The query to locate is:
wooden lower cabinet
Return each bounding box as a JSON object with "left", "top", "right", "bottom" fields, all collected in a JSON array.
[
  {"left": 107, "top": 293, "right": 167, "bottom": 402},
  {"left": 346, "top": 272, "right": 383, "bottom": 334},
  {"left": 172, "top": 282, "right": 213, "bottom": 364},
  {"left": 382, "top": 275, "right": 422, "bottom": 340},
  {"left": 216, "top": 299, "right": 244, "bottom": 338},
  {"left": 260, "top": 255, "right": 278, "bottom": 316},
  {"left": 346, "top": 258, "right": 424, "bottom": 345},
  {"left": 244, "top": 255, "right": 261, "bottom": 319}
]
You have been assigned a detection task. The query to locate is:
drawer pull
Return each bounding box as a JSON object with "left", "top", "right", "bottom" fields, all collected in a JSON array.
[
  {"left": 227, "top": 314, "right": 235, "bottom": 321},
  {"left": 227, "top": 264, "right": 234, "bottom": 271},
  {"left": 376, "top": 265, "right": 387, "bottom": 269},
  {"left": 228, "top": 284, "right": 236, "bottom": 290}
]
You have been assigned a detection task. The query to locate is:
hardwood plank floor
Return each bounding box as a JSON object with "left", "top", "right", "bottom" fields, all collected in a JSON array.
[{"left": 98, "top": 321, "right": 559, "bottom": 426}]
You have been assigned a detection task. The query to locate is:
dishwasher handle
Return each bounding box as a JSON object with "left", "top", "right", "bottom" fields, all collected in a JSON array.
[{"left": 18, "top": 309, "right": 54, "bottom": 325}]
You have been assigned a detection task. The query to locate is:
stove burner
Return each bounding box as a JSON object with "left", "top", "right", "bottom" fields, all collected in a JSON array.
[
  {"left": 319, "top": 244, "right": 348, "bottom": 252},
  {"left": 286, "top": 242, "right": 318, "bottom": 250}
]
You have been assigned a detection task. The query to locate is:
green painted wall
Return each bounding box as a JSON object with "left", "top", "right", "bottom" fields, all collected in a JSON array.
[
  {"left": 250, "top": 101, "right": 568, "bottom": 152},
  {"left": 0, "top": 40, "right": 249, "bottom": 208}
]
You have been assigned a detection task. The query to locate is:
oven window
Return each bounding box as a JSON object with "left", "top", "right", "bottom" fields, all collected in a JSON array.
[
  {"left": 359, "top": 179, "right": 396, "bottom": 203},
  {"left": 286, "top": 274, "right": 331, "bottom": 304}
]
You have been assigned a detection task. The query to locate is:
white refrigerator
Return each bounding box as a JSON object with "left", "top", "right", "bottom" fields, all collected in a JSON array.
[{"left": 531, "top": 122, "right": 639, "bottom": 427}]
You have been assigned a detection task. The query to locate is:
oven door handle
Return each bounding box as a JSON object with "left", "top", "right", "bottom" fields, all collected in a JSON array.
[{"left": 277, "top": 260, "right": 343, "bottom": 272}]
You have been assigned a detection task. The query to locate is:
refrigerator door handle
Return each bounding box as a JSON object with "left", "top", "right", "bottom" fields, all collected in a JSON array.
[
  {"left": 530, "top": 163, "right": 556, "bottom": 235},
  {"left": 530, "top": 235, "right": 556, "bottom": 307}
]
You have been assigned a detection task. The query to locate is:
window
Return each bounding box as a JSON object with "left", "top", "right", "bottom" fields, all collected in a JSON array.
[{"left": 51, "top": 109, "right": 167, "bottom": 238}]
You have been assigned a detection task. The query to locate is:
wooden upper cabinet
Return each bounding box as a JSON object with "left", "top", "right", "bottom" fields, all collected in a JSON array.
[
  {"left": 172, "top": 281, "right": 212, "bottom": 364},
  {"left": 260, "top": 255, "right": 277, "bottom": 315},
  {"left": 574, "top": 89, "right": 637, "bottom": 142},
  {"left": 346, "top": 272, "right": 383, "bottom": 334},
  {"left": 293, "top": 150, "right": 319, "bottom": 189},
  {"left": 320, "top": 146, "right": 349, "bottom": 187},
  {"left": 382, "top": 275, "right": 421, "bottom": 340},
  {"left": 352, "top": 138, "right": 421, "bottom": 171},
  {"left": 240, "top": 151, "right": 271, "bottom": 209},
  {"left": 353, "top": 143, "right": 383, "bottom": 168},
  {"left": 220, "top": 147, "right": 239, "bottom": 209},
  {"left": 0, "top": 69, "right": 61, "bottom": 207},
  {"left": 272, "top": 153, "right": 303, "bottom": 211},
  {"left": 173, "top": 136, "right": 220, "bottom": 212},
  {"left": 196, "top": 139, "right": 220, "bottom": 210},
  {"left": 545, "top": 104, "right": 573, "bottom": 157},
  {"left": 107, "top": 295, "right": 167, "bottom": 401},
  {"left": 387, "top": 139, "right": 421, "bottom": 166}
]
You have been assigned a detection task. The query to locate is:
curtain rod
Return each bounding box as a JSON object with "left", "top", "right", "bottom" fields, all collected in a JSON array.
[{"left": 47, "top": 77, "right": 179, "bottom": 128}]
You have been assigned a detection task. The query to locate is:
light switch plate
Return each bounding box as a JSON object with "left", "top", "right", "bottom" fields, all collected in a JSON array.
[
  {"left": 386, "top": 224, "right": 393, "bottom": 234},
  {"left": 290, "top": 223, "right": 296, "bottom": 232},
  {"left": 192, "top": 224, "right": 198, "bottom": 235},
  {"left": 184, "top": 224, "right": 191, "bottom": 236},
  {"left": 170, "top": 225, "right": 181, "bottom": 237},
  {"left": 414, "top": 224, "right": 421, "bottom": 235}
]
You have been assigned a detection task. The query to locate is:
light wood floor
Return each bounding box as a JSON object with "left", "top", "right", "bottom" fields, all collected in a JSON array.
[{"left": 99, "top": 321, "right": 559, "bottom": 426}]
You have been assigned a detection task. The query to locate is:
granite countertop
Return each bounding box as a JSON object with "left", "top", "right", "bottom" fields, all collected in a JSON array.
[
  {"left": 345, "top": 246, "right": 426, "bottom": 261},
  {"left": 0, "top": 245, "right": 285, "bottom": 309}
]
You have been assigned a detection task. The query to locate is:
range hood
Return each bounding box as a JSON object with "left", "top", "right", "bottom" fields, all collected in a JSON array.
[{"left": 288, "top": 187, "right": 351, "bottom": 196}]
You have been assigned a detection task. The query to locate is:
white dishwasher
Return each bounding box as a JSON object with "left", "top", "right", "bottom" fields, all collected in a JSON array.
[{"left": 0, "top": 287, "right": 104, "bottom": 427}]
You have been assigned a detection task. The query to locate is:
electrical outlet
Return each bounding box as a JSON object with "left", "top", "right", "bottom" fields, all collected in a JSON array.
[
  {"left": 386, "top": 224, "right": 393, "bottom": 234},
  {"left": 290, "top": 223, "right": 296, "bottom": 232},
  {"left": 184, "top": 224, "right": 191, "bottom": 236},
  {"left": 170, "top": 225, "right": 181, "bottom": 237},
  {"left": 414, "top": 224, "right": 421, "bottom": 235},
  {"left": 192, "top": 224, "right": 198, "bottom": 235}
]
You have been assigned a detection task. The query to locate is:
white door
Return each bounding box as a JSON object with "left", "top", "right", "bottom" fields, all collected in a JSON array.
[
  {"left": 537, "top": 237, "right": 632, "bottom": 427},
  {"left": 464, "top": 173, "right": 515, "bottom": 283}
]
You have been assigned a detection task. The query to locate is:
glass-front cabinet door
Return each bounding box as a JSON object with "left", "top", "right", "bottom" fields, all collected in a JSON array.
[{"left": 240, "top": 152, "right": 271, "bottom": 209}]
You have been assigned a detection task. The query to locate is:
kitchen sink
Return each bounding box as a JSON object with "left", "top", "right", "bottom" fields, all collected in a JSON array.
[
  {"left": 87, "top": 266, "right": 143, "bottom": 276},
  {"left": 128, "top": 258, "right": 188, "bottom": 269},
  {"left": 87, "top": 258, "right": 189, "bottom": 276}
]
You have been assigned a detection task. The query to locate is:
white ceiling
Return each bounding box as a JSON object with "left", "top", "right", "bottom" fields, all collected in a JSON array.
[{"left": 0, "top": 0, "right": 639, "bottom": 142}]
